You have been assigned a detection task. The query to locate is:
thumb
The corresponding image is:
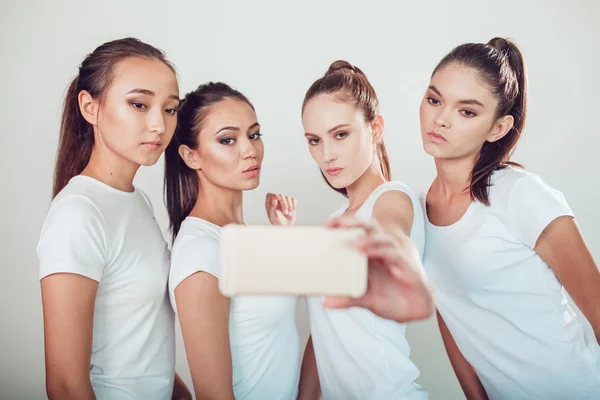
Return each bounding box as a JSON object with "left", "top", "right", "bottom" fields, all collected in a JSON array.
[{"left": 322, "top": 295, "right": 357, "bottom": 309}]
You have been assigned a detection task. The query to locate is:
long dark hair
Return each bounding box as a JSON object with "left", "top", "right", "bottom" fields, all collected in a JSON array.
[
  {"left": 302, "top": 60, "right": 391, "bottom": 197},
  {"left": 164, "top": 82, "right": 254, "bottom": 241},
  {"left": 432, "top": 37, "right": 528, "bottom": 205},
  {"left": 53, "top": 37, "right": 175, "bottom": 198}
]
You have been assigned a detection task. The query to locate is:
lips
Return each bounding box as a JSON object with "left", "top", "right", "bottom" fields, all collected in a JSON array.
[
  {"left": 143, "top": 141, "right": 162, "bottom": 150},
  {"left": 243, "top": 164, "right": 261, "bottom": 173},
  {"left": 243, "top": 164, "right": 261, "bottom": 177},
  {"left": 326, "top": 167, "right": 343, "bottom": 176},
  {"left": 427, "top": 132, "right": 447, "bottom": 143}
]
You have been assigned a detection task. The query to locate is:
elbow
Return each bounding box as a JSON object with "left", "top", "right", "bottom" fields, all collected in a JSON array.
[
  {"left": 45, "top": 379, "right": 69, "bottom": 400},
  {"left": 46, "top": 373, "right": 92, "bottom": 400}
]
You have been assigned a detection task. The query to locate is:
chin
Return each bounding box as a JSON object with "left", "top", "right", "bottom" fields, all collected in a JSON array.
[
  {"left": 240, "top": 178, "right": 261, "bottom": 191},
  {"left": 422, "top": 142, "right": 441, "bottom": 158},
  {"left": 325, "top": 176, "right": 351, "bottom": 190}
]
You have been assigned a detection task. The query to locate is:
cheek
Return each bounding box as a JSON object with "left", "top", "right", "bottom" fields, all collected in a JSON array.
[
  {"left": 352, "top": 133, "right": 373, "bottom": 162},
  {"left": 254, "top": 140, "right": 265, "bottom": 162},
  {"left": 98, "top": 103, "right": 139, "bottom": 146},
  {"left": 200, "top": 145, "right": 236, "bottom": 180},
  {"left": 419, "top": 102, "right": 436, "bottom": 129},
  {"left": 456, "top": 119, "right": 489, "bottom": 147},
  {"left": 308, "top": 145, "right": 322, "bottom": 164}
]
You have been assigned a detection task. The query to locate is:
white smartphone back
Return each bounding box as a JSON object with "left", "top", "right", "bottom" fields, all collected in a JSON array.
[{"left": 219, "top": 225, "right": 367, "bottom": 298}]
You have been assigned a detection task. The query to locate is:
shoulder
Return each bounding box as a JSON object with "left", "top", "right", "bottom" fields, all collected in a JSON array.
[
  {"left": 173, "top": 222, "right": 219, "bottom": 258},
  {"left": 46, "top": 191, "right": 106, "bottom": 230},
  {"left": 169, "top": 219, "right": 222, "bottom": 291},
  {"left": 136, "top": 187, "right": 154, "bottom": 211},
  {"left": 489, "top": 166, "right": 567, "bottom": 209},
  {"left": 371, "top": 181, "right": 420, "bottom": 216},
  {"left": 171, "top": 219, "right": 221, "bottom": 269}
]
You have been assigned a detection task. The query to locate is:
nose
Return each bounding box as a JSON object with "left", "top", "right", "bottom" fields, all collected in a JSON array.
[
  {"left": 241, "top": 138, "right": 258, "bottom": 160},
  {"left": 322, "top": 141, "right": 338, "bottom": 163},
  {"left": 434, "top": 107, "right": 451, "bottom": 129},
  {"left": 148, "top": 109, "right": 166, "bottom": 135}
]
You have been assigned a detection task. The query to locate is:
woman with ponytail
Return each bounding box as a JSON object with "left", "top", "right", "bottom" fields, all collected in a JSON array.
[
  {"left": 297, "top": 61, "right": 433, "bottom": 400},
  {"left": 165, "top": 82, "right": 300, "bottom": 400},
  {"left": 421, "top": 37, "right": 600, "bottom": 399},
  {"left": 37, "top": 38, "right": 190, "bottom": 399}
]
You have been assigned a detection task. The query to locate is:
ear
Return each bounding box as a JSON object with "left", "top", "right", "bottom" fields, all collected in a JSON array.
[
  {"left": 488, "top": 114, "right": 514, "bottom": 143},
  {"left": 78, "top": 90, "right": 99, "bottom": 125},
  {"left": 371, "top": 114, "right": 385, "bottom": 145},
  {"left": 178, "top": 144, "right": 202, "bottom": 170}
]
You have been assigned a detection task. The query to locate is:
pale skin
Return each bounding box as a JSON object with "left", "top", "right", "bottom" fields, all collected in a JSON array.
[
  {"left": 41, "top": 57, "right": 190, "bottom": 400},
  {"left": 293, "top": 93, "right": 435, "bottom": 399},
  {"left": 421, "top": 63, "right": 600, "bottom": 399},
  {"left": 174, "top": 98, "right": 297, "bottom": 399}
]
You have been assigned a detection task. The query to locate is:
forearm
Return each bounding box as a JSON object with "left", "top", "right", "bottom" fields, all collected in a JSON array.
[
  {"left": 454, "top": 366, "right": 488, "bottom": 400},
  {"left": 192, "top": 380, "right": 234, "bottom": 400},
  {"left": 188, "top": 348, "right": 235, "bottom": 400},
  {"left": 437, "top": 312, "right": 487, "bottom": 400},
  {"left": 297, "top": 337, "right": 321, "bottom": 400}
]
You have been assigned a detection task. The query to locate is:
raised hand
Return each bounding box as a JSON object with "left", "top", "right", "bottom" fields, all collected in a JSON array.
[
  {"left": 323, "top": 216, "right": 435, "bottom": 323},
  {"left": 265, "top": 193, "right": 297, "bottom": 226}
]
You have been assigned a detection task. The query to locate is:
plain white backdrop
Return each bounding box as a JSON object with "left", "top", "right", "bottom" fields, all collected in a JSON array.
[{"left": 1, "top": 0, "right": 598, "bottom": 398}]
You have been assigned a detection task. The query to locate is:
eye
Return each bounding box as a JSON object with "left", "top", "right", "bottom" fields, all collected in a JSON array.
[
  {"left": 460, "top": 110, "right": 476, "bottom": 118},
  {"left": 426, "top": 97, "right": 441, "bottom": 106},
  {"left": 307, "top": 138, "right": 320, "bottom": 146},
  {"left": 220, "top": 137, "right": 235, "bottom": 145},
  {"left": 335, "top": 131, "right": 348, "bottom": 140},
  {"left": 165, "top": 108, "right": 178, "bottom": 115},
  {"left": 249, "top": 132, "right": 262, "bottom": 140},
  {"left": 131, "top": 102, "right": 147, "bottom": 110}
]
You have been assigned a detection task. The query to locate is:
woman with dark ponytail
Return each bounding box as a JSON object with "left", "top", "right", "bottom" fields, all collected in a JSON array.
[
  {"left": 37, "top": 38, "right": 190, "bottom": 399},
  {"left": 297, "top": 60, "right": 433, "bottom": 400},
  {"left": 421, "top": 37, "right": 600, "bottom": 399},
  {"left": 165, "top": 82, "right": 300, "bottom": 399}
]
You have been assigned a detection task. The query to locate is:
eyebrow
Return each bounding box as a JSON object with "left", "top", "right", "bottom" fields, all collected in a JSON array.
[
  {"left": 305, "top": 124, "right": 351, "bottom": 137},
  {"left": 428, "top": 85, "right": 484, "bottom": 107},
  {"left": 214, "top": 122, "right": 260, "bottom": 136},
  {"left": 126, "top": 88, "right": 180, "bottom": 101}
]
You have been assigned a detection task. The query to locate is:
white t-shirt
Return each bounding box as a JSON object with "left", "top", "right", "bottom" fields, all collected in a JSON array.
[
  {"left": 37, "top": 176, "right": 175, "bottom": 400},
  {"left": 423, "top": 166, "right": 600, "bottom": 399},
  {"left": 307, "top": 181, "right": 428, "bottom": 400},
  {"left": 168, "top": 217, "right": 301, "bottom": 400}
]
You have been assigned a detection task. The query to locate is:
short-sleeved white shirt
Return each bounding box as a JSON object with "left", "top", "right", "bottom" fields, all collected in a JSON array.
[
  {"left": 169, "top": 217, "right": 301, "bottom": 400},
  {"left": 37, "top": 176, "right": 175, "bottom": 400},
  {"left": 307, "top": 181, "right": 429, "bottom": 400},
  {"left": 424, "top": 167, "right": 600, "bottom": 399}
]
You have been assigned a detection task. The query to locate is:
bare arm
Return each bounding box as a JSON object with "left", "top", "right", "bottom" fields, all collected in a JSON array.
[
  {"left": 372, "top": 190, "right": 415, "bottom": 239},
  {"left": 296, "top": 336, "right": 321, "bottom": 400},
  {"left": 171, "top": 372, "right": 192, "bottom": 400},
  {"left": 175, "top": 272, "right": 234, "bottom": 400},
  {"left": 323, "top": 191, "right": 434, "bottom": 322},
  {"left": 535, "top": 216, "right": 600, "bottom": 344},
  {"left": 41, "top": 273, "right": 98, "bottom": 400},
  {"left": 437, "top": 312, "right": 488, "bottom": 400}
]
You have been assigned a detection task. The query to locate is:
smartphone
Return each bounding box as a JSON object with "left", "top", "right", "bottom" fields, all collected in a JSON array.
[{"left": 218, "top": 224, "right": 367, "bottom": 298}]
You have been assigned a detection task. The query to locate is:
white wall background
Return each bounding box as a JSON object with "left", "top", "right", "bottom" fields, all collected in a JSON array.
[{"left": 1, "top": 0, "right": 598, "bottom": 399}]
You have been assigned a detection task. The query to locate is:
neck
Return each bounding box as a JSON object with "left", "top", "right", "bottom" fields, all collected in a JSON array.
[
  {"left": 432, "top": 156, "right": 476, "bottom": 198},
  {"left": 190, "top": 177, "right": 244, "bottom": 227},
  {"left": 81, "top": 145, "right": 139, "bottom": 193},
  {"left": 345, "top": 159, "right": 387, "bottom": 212}
]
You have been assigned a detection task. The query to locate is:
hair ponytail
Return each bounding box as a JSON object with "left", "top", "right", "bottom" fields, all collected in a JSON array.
[{"left": 53, "top": 77, "right": 94, "bottom": 197}]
